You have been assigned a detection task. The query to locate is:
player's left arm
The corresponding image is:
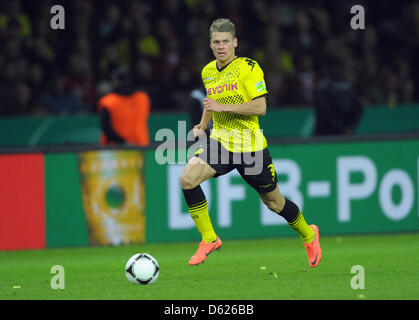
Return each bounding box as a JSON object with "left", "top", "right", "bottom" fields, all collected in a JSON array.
[{"left": 203, "top": 96, "right": 266, "bottom": 116}]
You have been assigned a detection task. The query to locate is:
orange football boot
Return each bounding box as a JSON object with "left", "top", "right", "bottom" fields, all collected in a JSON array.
[
  {"left": 303, "top": 225, "right": 322, "bottom": 267},
  {"left": 189, "top": 236, "right": 222, "bottom": 266}
]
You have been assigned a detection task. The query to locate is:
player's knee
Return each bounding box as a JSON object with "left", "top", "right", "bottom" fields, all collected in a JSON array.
[
  {"left": 263, "top": 199, "right": 280, "bottom": 213},
  {"left": 263, "top": 196, "right": 285, "bottom": 214},
  {"left": 180, "top": 173, "right": 197, "bottom": 190}
]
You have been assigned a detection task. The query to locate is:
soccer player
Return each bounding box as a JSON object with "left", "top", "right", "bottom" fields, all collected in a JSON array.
[{"left": 180, "top": 18, "right": 322, "bottom": 267}]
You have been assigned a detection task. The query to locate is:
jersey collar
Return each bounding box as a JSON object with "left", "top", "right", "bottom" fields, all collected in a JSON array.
[{"left": 216, "top": 56, "right": 238, "bottom": 72}]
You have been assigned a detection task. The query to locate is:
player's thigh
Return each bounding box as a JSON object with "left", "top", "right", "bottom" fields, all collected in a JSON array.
[
  {"left": 180, "top": 156, "right": 216, "bottom": 189},
  {"left": 237, "top": 148, "right": 277, "bottom": 193}
]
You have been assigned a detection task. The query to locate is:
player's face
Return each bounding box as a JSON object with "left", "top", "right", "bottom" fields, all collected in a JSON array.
[{"left": 210, "top": 32, "right": 237, "bottom": 66}]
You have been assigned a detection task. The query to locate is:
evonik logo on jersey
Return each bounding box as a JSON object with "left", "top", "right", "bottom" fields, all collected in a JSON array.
[{"left": 207, "top": 83, "right": 238, "bottom": 96}]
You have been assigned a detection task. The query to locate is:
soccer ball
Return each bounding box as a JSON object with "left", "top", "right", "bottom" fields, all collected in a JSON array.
[{"left": 125, "top": 253, "right": 160, "bottom": 285}]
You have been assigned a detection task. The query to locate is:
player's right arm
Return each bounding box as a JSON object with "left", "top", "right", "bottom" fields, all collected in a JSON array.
[
  {"left": 194, "top": 65, "right": 213, "bottom": 139},
  {"left": 193, "top": 109, "right": 212, "bottom": 138},
  {"left": 199, "top": 108, "right": 213, "bottom": 130}
]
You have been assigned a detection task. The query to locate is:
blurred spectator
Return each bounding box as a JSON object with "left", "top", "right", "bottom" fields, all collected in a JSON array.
[
  {"left": 133, "top": 57, "right": 165, "bottom": 108},
  {"left": 64, "top": 52, "right": 96, "bottom": 112},
  {"left": 97, "top": 68, "right": 151, "bottom": 146},
  {"left": 134, "top": 18, "right": 160, "bottom": 58},
  {"left": 13, "top": 82, "right": 32, "bottom": 114},
  {"left": 313, "top": 53, "right": 364, "bottom": 136},
  {"left": 41, "top": 73, "right": 88, "bottom": 114},
  {"left": 382, "top": 55, "right": 414, "bottom": 107},
  {"left": 291, "top": 54, "right": 317, "bottom": 105},
  {"left": 98, "top": 4, "right": 121, "bottom": 41},
  {"left": 0, "top": 0, "right": 418, "bottom": 116},
  {"left": 0, "top": 0, "right": 31, "bottom": 39}
]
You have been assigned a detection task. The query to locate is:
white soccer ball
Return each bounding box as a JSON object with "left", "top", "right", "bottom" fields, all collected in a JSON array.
[{"left": 125, "top": 253, "right": 160, "bottom": 285}]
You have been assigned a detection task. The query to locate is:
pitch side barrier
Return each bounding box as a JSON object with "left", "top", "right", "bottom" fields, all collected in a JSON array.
[
  {"left": 144, "top": 132, "right": 419, "bottom": 243},
  {"left": 1, "top": 131, "right": 419, "bottom": 154},
  {"left": 1, "top": 132, "right": 419, "bottom": 249}
]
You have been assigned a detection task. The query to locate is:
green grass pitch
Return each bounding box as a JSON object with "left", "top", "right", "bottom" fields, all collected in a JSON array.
[{"left": 0, "top": 233, "right": 418, "bottom": 300}]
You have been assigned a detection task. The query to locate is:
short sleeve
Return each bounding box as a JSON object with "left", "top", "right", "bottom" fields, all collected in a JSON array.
[{"left": 242, "top": 60, "right": 268, "bottom": 100}]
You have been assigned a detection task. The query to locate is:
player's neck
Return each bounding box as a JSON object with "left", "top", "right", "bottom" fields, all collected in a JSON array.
[{"left": 217, "top": 55, "right": 237, "bottom": 69}]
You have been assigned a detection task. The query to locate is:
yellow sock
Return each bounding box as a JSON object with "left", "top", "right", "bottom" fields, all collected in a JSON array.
[
  {"left": 189, "top": 200, "right": 217, "bottom": 243},
  {"left": 289, "top": 211, "right": 315, "bottom": 244}
]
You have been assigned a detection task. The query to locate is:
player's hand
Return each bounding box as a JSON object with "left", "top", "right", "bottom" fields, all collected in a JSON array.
[
  {"left": 192, "top": 124, "right": 205, "bottom": 139},
  {"left": 203, "top": 98, "right": 223, "bottom": 112}
]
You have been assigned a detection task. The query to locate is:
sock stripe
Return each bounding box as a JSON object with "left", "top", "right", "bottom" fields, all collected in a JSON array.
[
  {"left": 189, "top": 201, "right": 208, "bottom": 213},
  {"left": 183, "top": 186, "right": 216, "bottom": 244},
  {"left": 189, "top": 204, "right": 208, "bottom": 214},
  {"left": 189, "top": 199, "right": 207, "bottom": 208},
  {"left": 288, "top": 211, "right": 301, "bottom": 226}
]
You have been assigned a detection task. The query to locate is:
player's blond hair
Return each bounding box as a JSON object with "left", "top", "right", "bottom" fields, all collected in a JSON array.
[{"left": 209, "top": 18, "right": 236, "bottom": 38}]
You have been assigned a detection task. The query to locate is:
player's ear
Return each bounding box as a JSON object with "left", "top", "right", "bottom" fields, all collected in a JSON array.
[{"left": 233, "top": 37, "right": 238, "bottom": 48}]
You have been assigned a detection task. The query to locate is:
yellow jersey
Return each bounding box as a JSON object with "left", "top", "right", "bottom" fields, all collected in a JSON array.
[{"left": 202, "top": 57, "right": 268, "bottom": 153}]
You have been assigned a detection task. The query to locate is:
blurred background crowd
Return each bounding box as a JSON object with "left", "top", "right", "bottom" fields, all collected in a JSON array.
[{"left": 1, "top": 0, "right": 419, "bottom": 116}]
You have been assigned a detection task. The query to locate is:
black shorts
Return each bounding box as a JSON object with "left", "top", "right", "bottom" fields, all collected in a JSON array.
[{"left": 195, "top": 138, "right": 278, "bottom": 193}]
